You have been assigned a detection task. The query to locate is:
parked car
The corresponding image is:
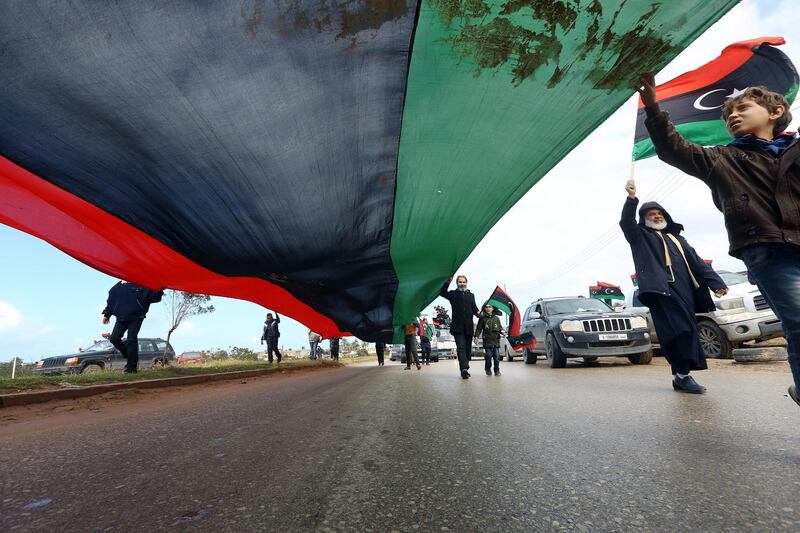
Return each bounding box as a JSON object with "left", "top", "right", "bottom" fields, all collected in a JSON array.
[
  {"left": 627, "top": 270, "right": 783, "bottom": 358},
  {"left": 177, "top": 351, "right": 206, "bottom": 365},
  {"left": 33, "top": 338, "right": 176, "bottom": 375},
  {"left": 520, "top": 297, "right": 652, "bottom": 368}
]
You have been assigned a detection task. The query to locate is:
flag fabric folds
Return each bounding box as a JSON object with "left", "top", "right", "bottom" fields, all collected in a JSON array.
[
  {"left": 485, "top": 286, "right": 535, "bottom": 351},
  {"left": 633, "top": 37, "right": 798, "bottom": 161},
  {"left": 589, "top": 282, "right": 625, "bottom": 301},
  {"left": 0, "top": 1, "right": 741, "bottom": 342}
]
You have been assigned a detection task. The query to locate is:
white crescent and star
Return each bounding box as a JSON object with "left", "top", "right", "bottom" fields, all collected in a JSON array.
[{"left": 692, "top": 87, "right": 748, "bottom": 111}]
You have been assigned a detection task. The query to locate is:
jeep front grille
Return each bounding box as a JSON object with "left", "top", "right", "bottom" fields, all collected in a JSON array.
[
  {"left": 753, "top": 295, "right": 771, "bottom": 311},
  {"left": 582, "top": 318, "right": 631, "bottom": 333},
  {"left": 42, "top": 357, "right": 67, "bottom": 367}
]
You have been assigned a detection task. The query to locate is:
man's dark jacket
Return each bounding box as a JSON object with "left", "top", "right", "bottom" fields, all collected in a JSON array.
[
  {"left": 620, "top": 197, "right": 726, "bottom": 313},
  {"left": 262, "top": 314, "right": 280, "bottom": 341},
  {"left": 645, "top": 104, "right": 800, "bottom": 257},
  {"left": 102, "top": 282, "right": 164, "bottom": 321},
  {"left": 439, "top": 282, "right": 479, "bottom": 335}
]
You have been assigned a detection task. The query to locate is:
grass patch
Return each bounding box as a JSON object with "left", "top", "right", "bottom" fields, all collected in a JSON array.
[{"left": 0, "top": 358, "right": 340, "bottom": 393}]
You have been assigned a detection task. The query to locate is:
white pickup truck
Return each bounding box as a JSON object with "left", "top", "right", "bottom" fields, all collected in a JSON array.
[{"left": 628, "top": 270, "right": 783, "bottom": 358}]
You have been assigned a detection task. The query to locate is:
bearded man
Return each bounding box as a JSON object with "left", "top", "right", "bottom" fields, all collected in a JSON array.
[{"left": 620, "top": 179, "right": 728, "bottom": 393}]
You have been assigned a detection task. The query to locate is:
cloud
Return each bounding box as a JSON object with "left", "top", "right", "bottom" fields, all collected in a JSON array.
[{"left": 0, "top": 301, "right": 22, "bottom": 333}]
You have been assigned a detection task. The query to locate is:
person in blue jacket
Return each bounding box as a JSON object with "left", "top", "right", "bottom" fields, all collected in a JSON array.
[
  {"left": 102, "top": 281, "right": 164, "bottom": 373},
  {"left": 261, "top": 312, "right": 281, "bottom": 363},
  {"left": 621, "top": 180, "right": 727, "bottom": 393}
]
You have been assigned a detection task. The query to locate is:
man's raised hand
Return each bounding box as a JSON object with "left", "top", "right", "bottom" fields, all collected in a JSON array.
[
  {"left": 625, "top": 179, "right": 637, "bottom": 198},
  {"left": 636, "top": 72, "right": 657, "bottom": 107}
]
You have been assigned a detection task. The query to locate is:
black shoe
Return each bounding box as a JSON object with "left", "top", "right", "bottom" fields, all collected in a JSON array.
[
  {"left": 788, "top": 386, "right": 800, "bottom": 407},
  {"left": 673, "top": 375, "right": 705, "bottom": 394},
  {"left": 405, "top": 366, "right": 411, "bottom": 370},
  {"left": 461, "top": 370, "right": 469, "bottom": 379},
  {"left": 123, "top": 368, "right": 138, "bottom": 374},
  {"left": 494, "top": 371, "right": 501, "bottom": 376}
]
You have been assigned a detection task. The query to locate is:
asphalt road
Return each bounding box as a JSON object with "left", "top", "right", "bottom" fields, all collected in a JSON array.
[{"left": 2, "top": 357, "right": 799, "bottom": 532}]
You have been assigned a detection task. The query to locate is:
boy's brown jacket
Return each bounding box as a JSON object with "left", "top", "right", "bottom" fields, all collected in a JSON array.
[{"left": 645, "top": 104, "right": 800, "bottom": 257}]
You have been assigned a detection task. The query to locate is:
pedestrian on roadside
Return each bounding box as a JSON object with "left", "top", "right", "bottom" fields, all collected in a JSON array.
[
  {"left": 308, "top": 330, "right": 322, "bottom": 360},
  {"left": 620, "top": 179, "right": 728, "bottom": 393},
  {"left": 403, "top": 322, "right": 421, "bottom": 370},
  {"left": 638, "top": 73, "right": 800, "bottom": 406},
  {"left": 375, "top": 341, "right": 386, "bottom": 366},
  {"left": 260, "top": 312, "right": 282, "bottom": 363},
  {"left": 475, "top": 303, "right": 505, "bottom": 376},
  {"left": 439, "top": 275, "right": 480, "bottom": 379},
  {"left": 330, "top": 337, "right": 340, "bottom": 361},
  {"left": 102, "top": 281, "right": 164, "bottom": 373},
  {"left": 419, "top": 317, "right": 435, "bottom": 366}
]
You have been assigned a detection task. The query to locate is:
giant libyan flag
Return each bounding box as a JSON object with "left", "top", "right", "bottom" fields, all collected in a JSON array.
[
  {"left": 633, "top": 37, "right": 799, "bottom": 160},
  {"left": 0, "top": 1, "right": 740, "bottom": 342}
]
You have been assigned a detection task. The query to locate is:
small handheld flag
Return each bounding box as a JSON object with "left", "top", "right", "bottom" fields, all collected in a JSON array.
[{"left": 485, "top": 286, "right": 536, "bottom": 351}]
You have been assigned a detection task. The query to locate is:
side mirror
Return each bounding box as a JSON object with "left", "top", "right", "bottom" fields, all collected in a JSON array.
[{"left": 530, "top": 312, "right": 541, "bottom": 320}]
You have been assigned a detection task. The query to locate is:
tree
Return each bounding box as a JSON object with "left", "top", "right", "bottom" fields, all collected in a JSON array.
[
  {"left": 162, "top": 291, "right": 215, "bottom": 363},
  {"left": 433, "top": 305, "right": 450, "bottom": 326}
]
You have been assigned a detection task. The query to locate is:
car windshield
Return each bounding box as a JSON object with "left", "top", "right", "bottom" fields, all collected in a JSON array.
[
  {"left": 83, "top": 340, "right": 113, "bottom": 352},
  {"left": 545, "top": 299, "right": 612, "bottom": 315},
  {"left": 718, "top": 271, "right": 750, "bottom": 287},
  {"left": 182, "top": 352, "right": 203, "bottom": 359}
]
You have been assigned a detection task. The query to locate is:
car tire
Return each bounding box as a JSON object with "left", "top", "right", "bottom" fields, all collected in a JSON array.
[
  {"left": 506, "top": 347, "right": 514, "bottom": 363},
  {"left": 697, "top": 320, "right": 732, "bottom": 359},
  {"left": 524, "top": 348, "right": 537, "bottom": 364},
  {"left": 628, "top": 349, "right": 653, "bottom": 365},
  {"left": 81, "top": 363, "right": 103, "bottom": 374},
  {"left": 545, "top": 333, "right": 567, "bottom": 368}
]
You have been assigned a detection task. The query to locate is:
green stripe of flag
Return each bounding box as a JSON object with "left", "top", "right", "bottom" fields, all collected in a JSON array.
[{"left": 633, "top": 120, "right": 732, "bottom": 161}]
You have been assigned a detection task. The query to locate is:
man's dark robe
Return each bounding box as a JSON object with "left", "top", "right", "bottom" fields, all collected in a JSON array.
[{"left": 620, "top": 198, "right": 727, "bottom": 374}]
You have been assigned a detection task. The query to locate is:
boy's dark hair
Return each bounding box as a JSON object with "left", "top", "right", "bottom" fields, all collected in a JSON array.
[{"left": 721, "top": 86, "right": 792, "bottom": 136}]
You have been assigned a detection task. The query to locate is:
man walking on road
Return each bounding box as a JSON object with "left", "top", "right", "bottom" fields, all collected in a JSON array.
[
  {"left": 375, "top": 341, "right": 385, "bottom": 366},
  {"left": 261, "top": 312, "right": 282, "bottom": 363},
  {"left": 440, "top": 275, "right": 480, "bottom": 379},
  {"left": 330, "top": 337, "right": 340, "bottom": 361},
  {"left": 419, "top": 317, "right": 434, "bottom": 366},
  {"left": 102, "top": 281, "right": 163, "bottom": 373},
  {"left": 308, "top": 330, "right": 322, "bottom": 360},
  {"left": 620, "top": 180, "right": 727, "bottom": 393}
]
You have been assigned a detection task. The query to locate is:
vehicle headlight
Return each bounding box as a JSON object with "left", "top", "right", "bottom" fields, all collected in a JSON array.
[
  {"left": 64, "top": 357, "right": 80, "bottom": 366},
  {"left": 715, "top": 297, "right": 745, "bottom": 311},
  {"left": 629, "top": 316, "right": 648, "bottom": 329},
  {"left": 559, "top": 320, "right": 584, "bottom": 332}
]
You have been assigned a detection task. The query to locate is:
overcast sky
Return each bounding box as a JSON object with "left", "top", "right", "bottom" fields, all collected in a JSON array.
[{"left": 2, "top": 0, "right": 798, "bottom": 361}]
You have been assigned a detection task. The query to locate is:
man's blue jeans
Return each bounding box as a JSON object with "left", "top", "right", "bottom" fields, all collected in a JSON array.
[{"left": 740, "top": 244, "right": 800, "bottom": 391}]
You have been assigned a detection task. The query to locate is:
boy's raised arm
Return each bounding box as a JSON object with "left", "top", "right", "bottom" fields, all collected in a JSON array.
[{"left": 637, "top": 73, "right": 719, "bottom": 184}]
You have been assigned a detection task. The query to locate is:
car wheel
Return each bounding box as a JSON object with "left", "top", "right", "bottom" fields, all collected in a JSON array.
[
  {"left": 524, "top": 348, "right": 537, "bottom": 364},
  {"left": 545, "top": 333, "right": 567, "bottom": 368},
  {"left": 81, "top": 363, "right": 103, "bottom": 374},
  {"left": 628, "top": 349, "right": 653, "bottom": 365},
  {"left": 697, "top": 320, "right": 731, "bottom": 358}
]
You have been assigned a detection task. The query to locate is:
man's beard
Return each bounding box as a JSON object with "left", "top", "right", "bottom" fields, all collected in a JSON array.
[
  {"left": 645, "top": 219, "right": 667, "bottom": 230},
  {"left": 457, "top": 286, "right": 467, "bottom": 292}
]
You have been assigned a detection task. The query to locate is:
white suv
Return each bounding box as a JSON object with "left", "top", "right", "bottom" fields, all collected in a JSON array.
[{"left": 629, "top": 271, "right": 783, "bottom": 358}]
